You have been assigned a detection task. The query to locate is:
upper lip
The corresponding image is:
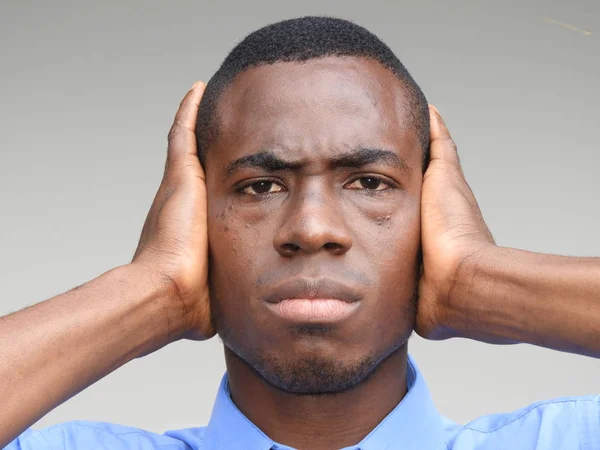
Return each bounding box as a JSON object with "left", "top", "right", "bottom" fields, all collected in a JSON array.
[{"left": 264, "top": 278, "right": 363, "bottom": 304}]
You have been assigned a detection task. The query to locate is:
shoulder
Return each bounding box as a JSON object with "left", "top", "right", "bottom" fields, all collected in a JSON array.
[
  {"left": 7, "top": 421, "right": 208, "bottom": 450},
  {"left": 443, "top": 395, "right": 600, "bottom": 450}
]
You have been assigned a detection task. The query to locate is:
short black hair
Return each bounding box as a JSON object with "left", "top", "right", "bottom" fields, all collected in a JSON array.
[{"left": 196, "top": 16, "right": 430, "bottom": 169}]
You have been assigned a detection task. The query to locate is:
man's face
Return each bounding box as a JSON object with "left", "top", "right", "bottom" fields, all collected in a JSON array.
[{"left": 205, "top": 56, "right": 423, "bottom": 394}]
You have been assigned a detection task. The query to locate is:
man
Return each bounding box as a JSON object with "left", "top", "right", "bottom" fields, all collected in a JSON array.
[{"left": 2, "top": 16, "right": 600, "bottom": 450}]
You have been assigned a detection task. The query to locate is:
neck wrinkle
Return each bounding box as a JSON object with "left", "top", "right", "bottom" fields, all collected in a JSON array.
[{"left": 225, "top": 344, "right": 408, "bottom": 450}]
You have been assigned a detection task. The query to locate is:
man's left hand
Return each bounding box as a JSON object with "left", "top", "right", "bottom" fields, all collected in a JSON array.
[{"left": 416, "top": 105, "right": 495, "bottom": 340}]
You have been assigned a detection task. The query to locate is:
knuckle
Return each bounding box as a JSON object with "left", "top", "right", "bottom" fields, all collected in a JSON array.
[
  {"left": 443, "top": 137, "right": 458, "bottom": 152},
  {"left": 168, "top": 120, "right": 183, "bottom": 142}
]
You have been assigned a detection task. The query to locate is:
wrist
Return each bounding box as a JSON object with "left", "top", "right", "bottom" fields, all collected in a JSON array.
[
  {"left": 444, "top": 244, "right": 525, "bottom": 344},
  {"left": 442, "top": 243, "right": 499, "bottom": 338},
  {"left": 121, "top": 263, "right": 191, "bottom": 351}
]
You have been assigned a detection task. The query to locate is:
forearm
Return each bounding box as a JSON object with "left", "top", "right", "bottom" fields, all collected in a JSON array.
[
  {"left": 0, "top": 263, "right": 184, "bottom": 448},
  {"left": 445, "top": 245, "right": 600, "bottom": 356}
]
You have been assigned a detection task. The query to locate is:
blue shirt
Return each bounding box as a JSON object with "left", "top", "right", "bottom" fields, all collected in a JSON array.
[{"left": 7, "top": 355, "right": 600, "bottom": 449}]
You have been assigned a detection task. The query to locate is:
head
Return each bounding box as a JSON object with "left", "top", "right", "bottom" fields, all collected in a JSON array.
[{"left": 197, "top": 16, "right": 429, "bottom": 395}]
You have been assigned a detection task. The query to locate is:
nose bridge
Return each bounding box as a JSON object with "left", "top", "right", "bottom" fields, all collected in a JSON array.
[
  {"left": 274, "top": 178, "right": 352, "bottom": 255},
  {"left": 295, "top": 176, "right": 341, "bottom": 224},
  {"left": 296, "top": 179, "right": 332, "bottom": 216}
]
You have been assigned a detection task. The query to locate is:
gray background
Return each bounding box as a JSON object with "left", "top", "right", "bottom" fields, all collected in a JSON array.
[{"left": 1, "top": 0, "right": 599, "bottom": 433}]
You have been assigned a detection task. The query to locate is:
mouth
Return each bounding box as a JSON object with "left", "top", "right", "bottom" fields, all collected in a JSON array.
[{"left": 264, "top": 278, "right": 363, "bottom": 323}]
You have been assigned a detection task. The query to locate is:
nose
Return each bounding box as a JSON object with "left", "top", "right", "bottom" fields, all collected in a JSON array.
[{"left": 273, "top": 186, "right": 353, "bottom": 257}]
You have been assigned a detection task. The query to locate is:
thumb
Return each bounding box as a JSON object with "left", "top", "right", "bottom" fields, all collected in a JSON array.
[
  {"left": 164, "top": 81, "right": 207, "bottom": 182},
  {"left": 428, "top": 105, "right": 461, "bottom": 167}
]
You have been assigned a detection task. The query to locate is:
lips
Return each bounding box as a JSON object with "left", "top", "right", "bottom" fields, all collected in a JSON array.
[{"left": 264, "top": 278, "right": 363, "bottom": 304}]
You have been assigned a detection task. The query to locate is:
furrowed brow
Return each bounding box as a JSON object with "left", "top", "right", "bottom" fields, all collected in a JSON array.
[
  {"left": 331, "top": 148, "right": 412, "bottom": 177},
  {"left": 224, "top": 151, "right": 302, "bottom": 178},
  {"left": 223, "top": 147, "right": 412, "bottom": 179}
]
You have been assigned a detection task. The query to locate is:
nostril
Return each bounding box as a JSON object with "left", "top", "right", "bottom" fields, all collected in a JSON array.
[
  {"left": 282, "top": 243, "right": 300, "bottom": 253},
  {"left": 323, "top": 242, "right": 339, "bottom": 250}
]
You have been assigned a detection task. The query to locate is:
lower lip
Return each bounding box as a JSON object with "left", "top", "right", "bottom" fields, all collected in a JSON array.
[{"left": 267, "top": 298, "right": 360, "bottom": 322}]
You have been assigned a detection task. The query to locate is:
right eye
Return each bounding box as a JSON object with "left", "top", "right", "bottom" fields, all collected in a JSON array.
[{"left": 240, "top": 181, "right": 285, "bottom": 195}]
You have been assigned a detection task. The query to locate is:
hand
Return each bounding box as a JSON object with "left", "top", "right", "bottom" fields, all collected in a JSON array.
[
  {"left": 131, "top": 81, "right": 215, "bottom": 341},
  {"left": 416, "top": 105, "right": 495, "bottom": 340}
]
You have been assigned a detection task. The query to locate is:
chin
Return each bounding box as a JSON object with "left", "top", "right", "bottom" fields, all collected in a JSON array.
[
  {"left": 232, "top": 337, "right": 407, "bottom": 395},
  {"left": 256, "top": 353, "right": 379, "bottom": 395}
]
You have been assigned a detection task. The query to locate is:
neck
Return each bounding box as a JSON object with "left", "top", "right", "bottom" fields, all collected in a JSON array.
[{"left": 225, "top": 345, "right": 408, "bottom": 450}]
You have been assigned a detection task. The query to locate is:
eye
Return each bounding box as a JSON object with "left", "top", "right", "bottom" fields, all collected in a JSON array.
[
  {"left": 345, "top": 176, "right": 391, "bottom": 191},
  {"left": 240, "top": 180, "right": 284, "bottom": 195}
]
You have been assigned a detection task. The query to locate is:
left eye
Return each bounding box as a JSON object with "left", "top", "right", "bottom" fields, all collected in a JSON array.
[
  {"left": 241, "top": 181, "right": 284, "bottom": 195},
  {"left": 346, "top": 177, "right": 389, "bottom": 191}
]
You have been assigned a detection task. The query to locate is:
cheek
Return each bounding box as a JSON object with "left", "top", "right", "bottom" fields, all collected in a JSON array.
[
  {"left": 207, "top": 209, "right": 259, "bottom": 336},
  {"left": 207, "top": 200, "right": 246, "bottom": 288},
  {"left": 371, "top": 212, "right": 421, "bottom": 338},
  {"left": 368, "top": 201, "right": 421, "bottom": 291},
  {"left": 207, "top": 198, "right": 272, "bottom": 303},
  {"left": 209, "top": 196, "right": 249, "bottom": 258}
]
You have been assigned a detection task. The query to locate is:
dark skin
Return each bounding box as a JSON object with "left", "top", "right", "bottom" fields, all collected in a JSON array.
[
  {"left": 204, "top": 57, "right": 422, "bottom": 448},
  {"left": 2, "top": 55, "right": 600, "bottom": 450}
]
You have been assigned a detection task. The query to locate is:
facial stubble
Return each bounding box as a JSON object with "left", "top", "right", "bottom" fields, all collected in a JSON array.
[{"left": 210, "top": 276, "right": 419, "bottom": 396}]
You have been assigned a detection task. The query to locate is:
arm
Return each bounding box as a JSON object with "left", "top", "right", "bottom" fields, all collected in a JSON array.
[
  {"left": 0, "top": 264, "right": 180, "bottom": 448},
  {"left": 417, "top": 106, "right": 600, "bottom": 357},
  {"left": 448, "top": 246, "right": 600, "bottom": 357},
  {"left": 0, "top": 81, "right": 214, "bottom": 448}
]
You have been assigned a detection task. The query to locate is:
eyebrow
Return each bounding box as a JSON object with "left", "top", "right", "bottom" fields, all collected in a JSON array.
[{"left": 224, "top": 147, "right": 412, "bottom": 178}]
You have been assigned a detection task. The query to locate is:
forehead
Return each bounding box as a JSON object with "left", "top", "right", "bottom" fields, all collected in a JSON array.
[{"left": 210, "top": 56, "right": 420, "bottom": 168}]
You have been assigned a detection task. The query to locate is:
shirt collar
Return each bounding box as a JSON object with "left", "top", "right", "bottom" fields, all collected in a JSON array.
[
  {"left": 202, "top": 354, "right": 445, "bottom": 450},
  {"left": 355, "top": 354, "right": 445, "bottom": 450}
]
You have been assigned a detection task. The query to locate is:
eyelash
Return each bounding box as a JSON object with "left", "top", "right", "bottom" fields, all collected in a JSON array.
[
  {"left": 236, "top": 175, "right": 397, "bottom": 197},
  {"left": 236, "top": 179, "right": 285, "bottom": 197}
]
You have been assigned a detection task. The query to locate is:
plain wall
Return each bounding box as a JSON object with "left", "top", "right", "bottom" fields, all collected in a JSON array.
[{"left": 1, "top": 0, "right": 599, "bottom": 433}]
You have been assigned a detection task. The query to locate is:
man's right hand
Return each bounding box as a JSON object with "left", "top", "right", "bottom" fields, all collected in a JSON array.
[
  {"left": 0, "top": 81, "right": 214, "bottom": 448},
  {"left": 132, "top": 81, "right": 215, "bottom": 342}
]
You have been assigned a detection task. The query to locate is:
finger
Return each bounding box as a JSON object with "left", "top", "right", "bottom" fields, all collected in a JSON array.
[
  {"left": 428, "top": 105, "right": 460, "bottom": 166},
  {"left": 166, "top": 81, "right": 206, "bottom": 168}
]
